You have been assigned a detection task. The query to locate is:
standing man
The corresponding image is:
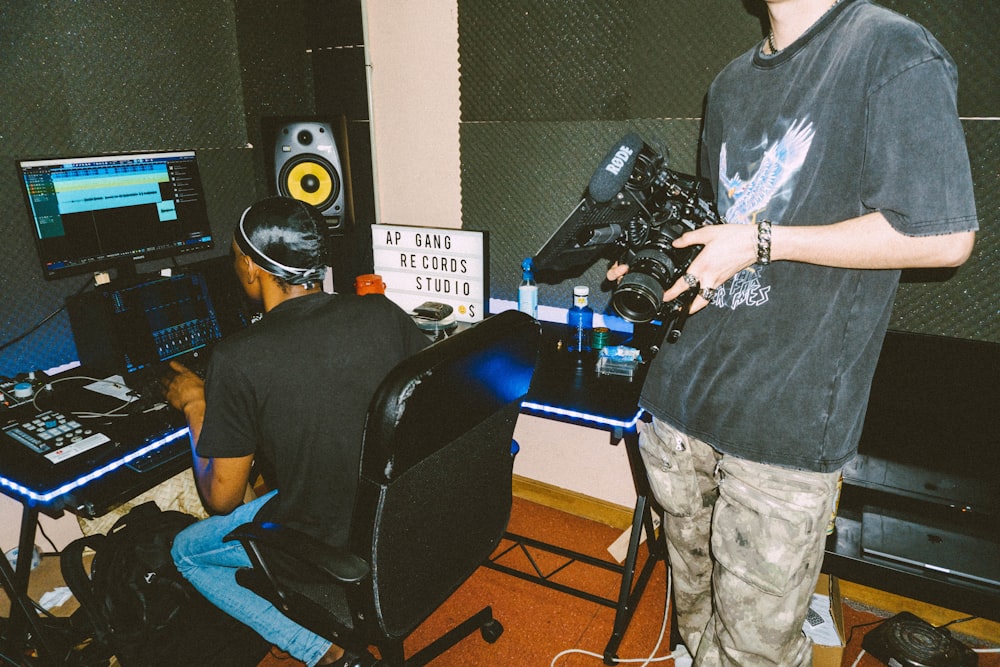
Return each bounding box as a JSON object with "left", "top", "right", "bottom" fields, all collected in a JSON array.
[
  {"left": 609, "top": 0, "right": 977, "bottom": 664},
  {"left": 167, "top": 196, "right": 428, "bottom": 666}
]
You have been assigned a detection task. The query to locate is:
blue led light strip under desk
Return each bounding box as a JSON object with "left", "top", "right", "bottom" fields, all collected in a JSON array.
[
  {"left": 0, "top": 426, "right": 189, "bottom": 506},
  {"left": 520, "top": 401, "right": 644, "bottom": 432}
]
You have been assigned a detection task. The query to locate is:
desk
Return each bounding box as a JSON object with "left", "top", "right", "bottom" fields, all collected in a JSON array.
[
  {"left": 0, "top": 372, "right": 190, "bottom": 663},
  {"left": 485, "top": 321, "right": 667, "bottom": 665}
]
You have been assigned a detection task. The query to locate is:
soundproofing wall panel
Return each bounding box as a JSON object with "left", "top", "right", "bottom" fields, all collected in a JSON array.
[
  {"left": 0, "top": 5, "right": 248, "bottom": 156},
  {"left": 458, "top": 0, "right": 999, "bottom": 342},
  {"left": 461, "top": 120, "right": 704, "bottom": 318},
  {"left": 0, "top": 3, "right": 251, "bottom": 376},
  {"left": 0, "top": 1, "right": 353, "bottom": 376},
  {"left": 235, "top": 0, "right": 318, "bottom": 198},
  {"left": 306, "top": 0, "right": 379, "bottom": 287}
]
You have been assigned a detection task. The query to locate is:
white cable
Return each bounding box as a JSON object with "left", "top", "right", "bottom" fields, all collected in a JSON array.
[
  {"left": 23, "top": 373, "right": 146, "bottom": 421},
  {"left": 845, "top": 637, "right": 1000, "bottom": 664},
  {"left": 547, "top": 568, "right": 1000, "bottom": 667},
  {"left": 549, "top": 565, "right": 674, "bottom": 666},
  {"left": 30, "top": 374, "right": 132, "bottom": 415}
]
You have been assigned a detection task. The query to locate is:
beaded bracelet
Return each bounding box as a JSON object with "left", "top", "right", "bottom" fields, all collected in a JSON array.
[{"left": 756, "top": 220, "right": 772, "bottom": 265}]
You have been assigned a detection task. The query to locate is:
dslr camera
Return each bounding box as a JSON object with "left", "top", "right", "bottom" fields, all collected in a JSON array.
[{"left": 533, "top": 134, "right": 721, "bottom": 338}]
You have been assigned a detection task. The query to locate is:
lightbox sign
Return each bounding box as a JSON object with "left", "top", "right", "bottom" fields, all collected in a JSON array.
[{"left": 372, "top": 224, "right": 488, "bottom": 323}]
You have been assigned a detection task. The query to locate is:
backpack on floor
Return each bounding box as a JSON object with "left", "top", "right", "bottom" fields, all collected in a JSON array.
[{"left": 61, "top": 501, "right": 270, "bottom": 666}]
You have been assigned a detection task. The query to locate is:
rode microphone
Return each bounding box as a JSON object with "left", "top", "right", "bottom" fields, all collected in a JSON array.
[{"left": 587, "top": 133, "right": 646, "bottom": 203}]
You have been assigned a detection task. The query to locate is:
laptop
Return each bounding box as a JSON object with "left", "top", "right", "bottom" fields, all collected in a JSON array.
[{"left": 861, "top": 508, "right": 1000, "bottom": 588}]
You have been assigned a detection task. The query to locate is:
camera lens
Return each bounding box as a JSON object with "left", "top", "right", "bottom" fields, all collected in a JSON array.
[
  {"left": 613, "top": 279, "right": 662, "bottom": 323},
  {"left": 612, "top": 247, "right": 680, "bottom": 323}
]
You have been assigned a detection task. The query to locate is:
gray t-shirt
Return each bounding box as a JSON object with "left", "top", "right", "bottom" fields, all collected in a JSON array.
[{"left": 639, "top": 0, "right": 978, "bottom": 472}]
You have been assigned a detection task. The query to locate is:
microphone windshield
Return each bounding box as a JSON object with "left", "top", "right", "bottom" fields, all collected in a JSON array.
[{"left": 588, "top": 133, "right": 645, "bottom": 203}]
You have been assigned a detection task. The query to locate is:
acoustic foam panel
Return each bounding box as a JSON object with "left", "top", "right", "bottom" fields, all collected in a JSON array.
[
  {"left": 457, "top": 0, "right": 998, "bottom": 341},
  {"left": 1, "top": 2, "right": 265, "bottom": 375}
]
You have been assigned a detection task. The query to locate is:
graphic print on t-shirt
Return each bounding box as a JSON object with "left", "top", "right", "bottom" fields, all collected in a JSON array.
[{"left": 714, "top": 119, "right": 815, "bottom": 309}]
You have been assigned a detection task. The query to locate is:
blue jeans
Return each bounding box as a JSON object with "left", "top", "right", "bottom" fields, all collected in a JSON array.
[{"left": 170, "top": 490, "right": 334, "bottom": 666}]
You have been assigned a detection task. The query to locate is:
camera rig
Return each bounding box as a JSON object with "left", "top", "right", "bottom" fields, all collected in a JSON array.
[{"left": 532, "top": 133, "right": 721, "bottom": 344}]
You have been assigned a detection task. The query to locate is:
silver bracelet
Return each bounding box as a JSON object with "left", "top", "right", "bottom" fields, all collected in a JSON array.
[{"left": 756, "top": 220, "right": 772, "bottom": 265}]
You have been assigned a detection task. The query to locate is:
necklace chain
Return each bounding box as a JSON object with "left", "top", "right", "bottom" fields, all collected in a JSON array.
[
  {"left": 767, "top": 31, "right": 779, "bottom": 54},
  {"left": 765, "top": 0, "right": 842, "bottom": 55}
]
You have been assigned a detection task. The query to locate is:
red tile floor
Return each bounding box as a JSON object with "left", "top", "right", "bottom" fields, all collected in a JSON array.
[{"left": 258, "top": 497, "right": 1000, "bottom": 666}]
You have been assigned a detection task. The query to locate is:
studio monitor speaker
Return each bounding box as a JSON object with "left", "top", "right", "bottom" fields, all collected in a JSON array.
[{"left": 274, "top": 121, "right": 346, "bottom": 234}]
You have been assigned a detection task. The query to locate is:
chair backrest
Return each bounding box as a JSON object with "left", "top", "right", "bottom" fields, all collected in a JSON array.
[{"left": 352, "top": 309, "right": 541, "bottom": 639}]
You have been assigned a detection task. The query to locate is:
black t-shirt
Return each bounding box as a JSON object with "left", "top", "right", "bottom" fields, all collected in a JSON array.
[
  {"left": 640, "top": 0, "right": 978, "bottom": 472},
  {"left": 196, "top": 292, "right": 429, "bottom": 545}
]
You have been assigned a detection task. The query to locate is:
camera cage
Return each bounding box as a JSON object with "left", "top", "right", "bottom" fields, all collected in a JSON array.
[
  {"left": 532, "top": 133, "right": 720, "bottom": 346},
  {"left": 533, "top": 134, "right": 718, "bottom": 275}
]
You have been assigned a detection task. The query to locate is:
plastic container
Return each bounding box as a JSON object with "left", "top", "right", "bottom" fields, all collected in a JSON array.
[
  {"left": 355, "top": 274, "right": 385, "bottom": 295},
  {"left": 591, "top": 327, "right": 610, "bottom": 350}
]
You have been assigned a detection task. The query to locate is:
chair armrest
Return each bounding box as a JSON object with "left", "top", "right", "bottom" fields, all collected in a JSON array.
[{"left": 225, "top": 521, "right": 370, "bottom": 584}]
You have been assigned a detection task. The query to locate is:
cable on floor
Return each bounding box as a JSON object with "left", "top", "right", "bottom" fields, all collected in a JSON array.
[{"left": 549, "top": 565, "right": 674, "bottom": 666}]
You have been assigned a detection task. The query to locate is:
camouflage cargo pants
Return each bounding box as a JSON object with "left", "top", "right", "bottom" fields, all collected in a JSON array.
[{"left": 639, "top": 418, "right": 841, "bottom": 666}]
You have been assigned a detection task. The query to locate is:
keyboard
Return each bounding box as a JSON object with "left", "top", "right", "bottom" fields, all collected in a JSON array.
[
  {"left": 126, "top": 441, "right": 189, "bottom": 473},
  {"left": 169, "top": 349, "right": 211, "bottom": 379},
  {"left": 127, "top": 350, "right": 211, "bottom": 406}
]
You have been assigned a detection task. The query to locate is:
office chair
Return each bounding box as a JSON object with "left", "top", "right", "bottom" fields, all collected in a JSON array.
[{"left": 224, "top": 309, "right": 542, "bottom": 666}]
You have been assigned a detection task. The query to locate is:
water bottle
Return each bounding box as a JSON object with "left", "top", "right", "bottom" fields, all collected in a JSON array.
[
  {"left": 568, "top": 285, "right": 593, "bottom": 353},
  {"left": 518, "top": 257, "right": 538, "bottom": 318}
]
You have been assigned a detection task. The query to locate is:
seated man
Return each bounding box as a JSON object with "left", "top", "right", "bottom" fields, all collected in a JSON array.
[{"left": 166, "top": 196, "right": 428, "bottom": 666}]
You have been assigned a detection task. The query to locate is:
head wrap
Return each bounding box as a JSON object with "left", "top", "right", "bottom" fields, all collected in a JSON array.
[{"left": 234, "top": 197, "right": 328, "bottom": 286}]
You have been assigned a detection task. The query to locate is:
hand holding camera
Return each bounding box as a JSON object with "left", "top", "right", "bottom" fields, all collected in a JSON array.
[
  {"left": 533, "top": 133, "right": 723, "bottom": 341},
  {"left": 616, "top": 222, "right": 759, "bottom": 318}
]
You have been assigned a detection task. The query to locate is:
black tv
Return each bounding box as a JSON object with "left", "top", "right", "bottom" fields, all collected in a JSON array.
[{"left": 17, "top": 150, "right": 214, "bottom": 280}]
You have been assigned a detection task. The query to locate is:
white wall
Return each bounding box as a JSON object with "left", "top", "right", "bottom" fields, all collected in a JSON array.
[
  {"left": 363, "top": 1, "right": 463, "bottom": 230},
  {"left": 0, "top": 500, "right": 84, "bottom": 555}
]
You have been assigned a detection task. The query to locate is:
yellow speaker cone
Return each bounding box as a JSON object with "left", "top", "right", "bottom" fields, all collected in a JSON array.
[{"left": 286, "top": 161, "right": 334, "bottom": 206}]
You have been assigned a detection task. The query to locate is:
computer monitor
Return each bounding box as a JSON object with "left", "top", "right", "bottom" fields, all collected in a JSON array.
[{"left": 17, "top": 150, "right": 214, "bottom": 280}]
